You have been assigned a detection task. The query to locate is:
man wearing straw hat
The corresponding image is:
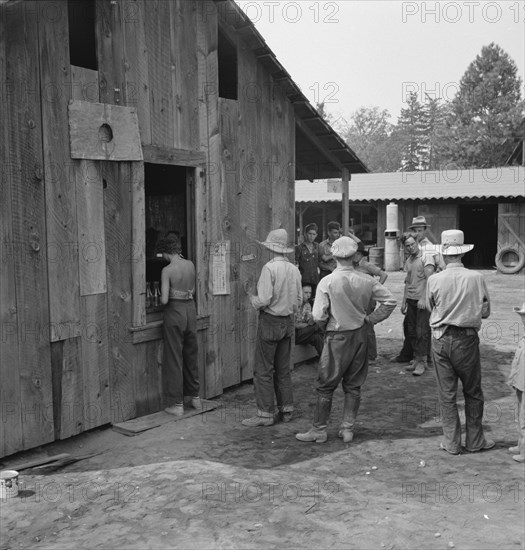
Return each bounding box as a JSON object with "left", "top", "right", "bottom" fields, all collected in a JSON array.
[
  {"left": 426, "top": 230, "right": 494, "bottom": 455},
  {"left": 242, "top": 228, "right": 303, "bottom": 427},
  {"left": 296, "top": 236, "right": 396, "bottom": 443}
]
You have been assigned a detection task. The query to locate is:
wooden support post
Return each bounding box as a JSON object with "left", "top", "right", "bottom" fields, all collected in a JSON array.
[{"left": 342, "top": 167, "right": 350, "bottom": 236}]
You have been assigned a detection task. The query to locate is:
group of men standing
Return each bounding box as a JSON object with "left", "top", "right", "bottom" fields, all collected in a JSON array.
[{"left": 243, "top": 217, "right": 497, "bottom": 455}]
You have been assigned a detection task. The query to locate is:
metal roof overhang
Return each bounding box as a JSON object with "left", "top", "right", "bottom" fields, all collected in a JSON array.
[
  {"left": 216, "top": 0, "right": 368, "bottom": 180},
  {"left": 296, "top": 167, "right": 525, "bottom": 203}
]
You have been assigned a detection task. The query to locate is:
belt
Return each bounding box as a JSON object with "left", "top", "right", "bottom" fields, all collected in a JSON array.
[
  {"left": 260, "top": 311, "right": 293, "bottom": 318},
  {"left": 444, "top": 325, "right": 477, "bottom": 336},
  {"left": 169, "top": 290, "right": 193, "bottom": 300}
]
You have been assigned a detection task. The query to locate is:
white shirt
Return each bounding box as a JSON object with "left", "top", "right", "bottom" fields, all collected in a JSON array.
[{"left": 250, "top": 256, "right": 302, "bottom": 316}]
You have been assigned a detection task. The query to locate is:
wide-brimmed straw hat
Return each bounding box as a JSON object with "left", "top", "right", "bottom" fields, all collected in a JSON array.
[
  {"left": 257, "top": 229, "right": 294, "bottom": 254},
  {"left": 440, "top": 229, "right": 474, "bottom": 256},
  {"left": 331, "top": 236, "right": 358, "bottom": 258},
  {"left": 409, "top": 216, "right": 430, "bottom": 229}
]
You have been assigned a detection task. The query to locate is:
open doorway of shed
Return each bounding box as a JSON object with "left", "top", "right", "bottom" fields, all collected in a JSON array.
[
  {"left": 144, "top": 163, "right": 195, "bottom": 314},
  {"left": 459, "top": 204, "right": 498, "bottom": 268}
]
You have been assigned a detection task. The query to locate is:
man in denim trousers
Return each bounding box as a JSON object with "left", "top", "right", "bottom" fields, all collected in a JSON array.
[
  {"left": 426, "top": 230, "right": 494, "bottom": 455},
  {"left": 296, "top": 237, "right": 396, "bottom": 443},
  {"left": 242, "top": 229, "right": 303, "bottom": 427}
]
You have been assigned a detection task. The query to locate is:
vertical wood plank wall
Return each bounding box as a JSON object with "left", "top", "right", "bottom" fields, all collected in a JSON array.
[
  {"left": 499, "top": 203, "right": 525, "bottom": 274},
  {"left": 1, "top": 0, "right": 297, "bottom": 456}
]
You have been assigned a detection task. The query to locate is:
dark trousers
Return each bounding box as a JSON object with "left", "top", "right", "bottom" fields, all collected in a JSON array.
[
  {"left": 405, "top": 298, "right": 430, "bottom": 360},
  {"left": 313, "top": 325, "right": 368, "bottom": 431},
  {"left": 432, "top": 327, "right": 487, "bottom": 452},
  {"left": 295, "top": 324, "right": 324, "bottom": 356},
  {"left": 254, "top": 312, "right": 294, "bottom": 417},
  {"left": 162, "top": 300, "right": 199, "bottom": 405}
]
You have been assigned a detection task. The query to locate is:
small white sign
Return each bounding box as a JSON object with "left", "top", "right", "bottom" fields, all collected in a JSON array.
[{"left": 327, "top": 181, "right": 342, "bottom": 193}]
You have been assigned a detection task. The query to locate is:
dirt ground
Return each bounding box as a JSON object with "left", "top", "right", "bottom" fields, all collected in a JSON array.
[{"left": 1, "top": 270, "right": 524, "bottom": 550}]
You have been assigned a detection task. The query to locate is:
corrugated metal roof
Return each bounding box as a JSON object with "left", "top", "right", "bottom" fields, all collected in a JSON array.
[{"left": 296, "top": 167, "right": 525, "bottom": 203}]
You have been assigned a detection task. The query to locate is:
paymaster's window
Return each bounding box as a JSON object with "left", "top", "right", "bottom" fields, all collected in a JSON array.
[{"left": 145, "top": 163, "right": 195, "bottom": 317}]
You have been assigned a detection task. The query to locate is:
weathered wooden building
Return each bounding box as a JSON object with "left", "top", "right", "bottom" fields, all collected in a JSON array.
[
  {"left": 296, "top": 166, "right": 525, "bottom": 271},
  {"left": 0, "top": 0, "right": 367, "bottom": 456}
]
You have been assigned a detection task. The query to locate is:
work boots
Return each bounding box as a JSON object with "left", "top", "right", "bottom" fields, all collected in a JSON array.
[
  {"left": 296, "top": 394, "right": 332, "bottom": 443},
  {"left": 412, "top": 358, "right": 427, "bottom": 376},
  {"left": 339, "top": 393, "right": 360, "bottom": 443}
]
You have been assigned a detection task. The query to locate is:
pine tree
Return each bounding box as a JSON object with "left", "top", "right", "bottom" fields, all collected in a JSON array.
[
  {"left": 396, "top": 92, "right": 429, "bottom": 171},
  {"left": 444, "top": 43, "right": 524, "bottom": 168},
  {"left": 422, "top": 96, "right": 449, "bottom": 171}
]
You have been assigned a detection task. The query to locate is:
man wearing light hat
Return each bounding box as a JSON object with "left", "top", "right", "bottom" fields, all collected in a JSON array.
[
  {"left": 296, "top": 236, "right": 396, "bottom": 443},
  {"left": 409, "top": 215, "right": 446, "bottom": 271},
  {"left": 426, "top": 230, "right": 494, "bottom": 454},
  {"left": 409, "top": 215, "right": 432, "bottom": 247},
  {"left": 242, "top": 228, "right": 303, "bottom": 427}
]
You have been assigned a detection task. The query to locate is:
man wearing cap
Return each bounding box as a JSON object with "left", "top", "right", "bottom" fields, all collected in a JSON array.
[
  {"left": 243, "top": 228, "right": 303, "bottom": 427},
  {"left": 426, "top": 230, "right": 494, "bottom": 454},
  {"left": 296, "top": 236, "right": 396, "bottom": 443}
]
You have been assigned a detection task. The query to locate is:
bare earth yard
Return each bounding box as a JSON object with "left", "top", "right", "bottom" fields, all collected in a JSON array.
[{"left": 1, "top": 270, "right": 524, "bottom": 550}]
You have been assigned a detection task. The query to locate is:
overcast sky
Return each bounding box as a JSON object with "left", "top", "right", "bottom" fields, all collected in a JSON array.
[{"left": 237, "top": 0, "right": 525, "bottom": 123}]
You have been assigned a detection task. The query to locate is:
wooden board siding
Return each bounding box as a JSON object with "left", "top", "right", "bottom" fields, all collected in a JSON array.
[
  {"left": 103, "top": 162, "right": 136, "bottom": 423},
  {"left": 499, "top": 203, "right": 525, "bottom": 249},
  {"left": 6, "top": 1, "right": 55, "bottom": 451},
  {"left": 218, "top": 98, "right": 241, "bottom": 388},
  {"left": 76, "top": 160, "right": 107, "bottom": 296},
  {"left": 68, "top": 101, "right": 143, "bottom": 161},
  {"left": 144, "top": 0, "right": 174, "bottom": 148},
  {"left": 1, "top": 0, "right": 303, "bottom": 456},
  {"left": 80, "top": 293, "right": 111, "bottom": 430},
  {"left": 170, "top": 0, "right": 199, "bottom": 151},
  {"left": 96, "top": 0, "right": 126, "bottom": 106},
  {"left": 499, "top": 203, "right": 525, "bottom": 274},
  {"left": 38, "top": 1, "right": 81, "bottom": 341},
  {"left": 50, "top": 337, "right": 83, "bottom": 439},
  {"left": 0, "top": 3, "right": 22, "bottom": 458},
  {"left": 237, "top": 36, "right": 260, "bottom": 383},
  {"left": 197, "top": 3, "right": 222, "bottom": 398},
  {"left": 122, "top": 0, "right": 152, "bottom": 144}
]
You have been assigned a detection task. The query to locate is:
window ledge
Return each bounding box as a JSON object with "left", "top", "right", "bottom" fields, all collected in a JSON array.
[{"left": 129, "top": 315, "right": 210, "bottom": 344}]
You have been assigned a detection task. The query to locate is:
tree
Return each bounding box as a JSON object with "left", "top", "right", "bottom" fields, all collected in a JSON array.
[
  {"left": 443, "top": 43, "right": 524, "bottom": 168},
  {"left": 422, "top": 96, "right": 450, "bottom": 171},
  {"left": 341, "top": 106, "right": 403, "bottom": 172},
  {"left": 396, "top": 92, "right": 430, "bottom": 171}
]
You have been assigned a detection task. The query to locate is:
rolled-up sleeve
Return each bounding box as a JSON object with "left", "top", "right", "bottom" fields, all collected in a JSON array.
[
  {"left": 368, "top": 282, "right": 397, "bottom": 324},
  {"left": 312, "top": 281, "right": 330, "bottom": 324}
]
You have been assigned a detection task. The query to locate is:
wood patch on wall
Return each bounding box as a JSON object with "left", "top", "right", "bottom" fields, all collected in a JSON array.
[{"left": 68, "top": 100, "right": 143, "bottom": 161}]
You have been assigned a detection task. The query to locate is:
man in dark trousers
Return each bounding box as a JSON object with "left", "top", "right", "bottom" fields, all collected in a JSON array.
[
  {"left": 399, "top": 232, "right": 439, "bottom": 376},
  {"left": 426, "top": 230, "right": 494, "bottom": 455},
  {"left": 296, "top": 237, "right": 396, "bottom": 443}
]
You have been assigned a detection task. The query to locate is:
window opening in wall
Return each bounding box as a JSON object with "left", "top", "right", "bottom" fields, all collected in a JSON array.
[
  {"left": 218, "top": 27, "right": 238, "bottom": 100},
  {"left": 145, "top": 163, "right": 193, "bottom": 316},
  {"left": 68, "top": 0, "right": 97, "bottom": 70}
]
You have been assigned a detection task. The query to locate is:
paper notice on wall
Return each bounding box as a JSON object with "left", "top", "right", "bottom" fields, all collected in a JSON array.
[{"left": 212, "top": 240, "right": 231, "bottom": 295}]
